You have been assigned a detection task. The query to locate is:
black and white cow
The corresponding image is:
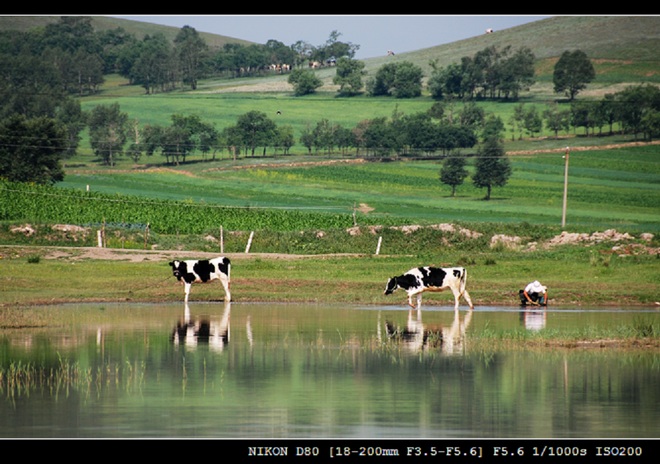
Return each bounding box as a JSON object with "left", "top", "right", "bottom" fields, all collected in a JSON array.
[
  {"left": 169, "top": 257, "right": 231, "bottom": 303},
  {"left": 384, "top": 266, "right": 474, "bottom": 310}
]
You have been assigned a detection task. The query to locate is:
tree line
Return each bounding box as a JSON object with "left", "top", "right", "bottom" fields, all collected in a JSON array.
[
  {"left": 2, "top": 83, "right": 660, "bottom": 188},
  {"left": 75, "top": 100, "right": 514, "bottom": 200},
  {"left": 0, "top": 16, "right": 591, "bottom": 102},
  {"left": 0, "top": 16, "right": 358, "bottom": 97},
  {"left": 2, "top": 16, "right": 660, "bottom": 190}
]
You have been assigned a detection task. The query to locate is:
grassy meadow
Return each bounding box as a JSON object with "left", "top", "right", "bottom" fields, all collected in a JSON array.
[
  {"left": 55, "top": 142, "right": 660, "bottom": 233},
  {"left": 1, "top": 247, "right": 659, "bottom": 308},
  {"left": 1, "top": 15, "right": 660, "bottom": 315}
]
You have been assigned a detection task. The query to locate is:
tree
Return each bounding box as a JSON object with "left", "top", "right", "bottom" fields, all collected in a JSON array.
[
  {"left": 0, "top": 51, "right": 65, "bottom": 119},
  {"left": 441, "top": 125, "right": 478, "bottom": 155},
  {"left": 428, "top": 62, "right": 463, "bottom": 100},
  {"left": 440, "top": 155, "right": 469, "bottom": 197},
  {"left": 595, "top": 94, "right": 618, "bottom": 135},
  {"left": 570, "top": 101, "right": 595, "bottom": 135},
  {"left": 235, "top": 111, "right": 277, "bottom": 156},
  {"left": 312, "top": 119, "right": 336, "bottom": 154},
  {"left": 523, "top": 105, "right": 543, "bottom": 138},
  {"left": 498, "top": 46, "right": 535, "bottom": 99},
  {"left": 333, "top": 57, "right": 365, "bottom": 96},
  {"left": 615, "top": 84, "right": 660, "bottom": 139},
  {"left": 274, "top": 125, "right": 295, "bottom": 155},
  {"left": 88, "top": 103, "right": 128, "bottom": 166},
  {"left": 391, "top": 62, "right": 423, "bottom": 98},
  {"left": 641, "top": 109, "right": 660, "bottom": 141},
  {"left": 368, "top": 61, "right": 423, "bottom": 98},
  {"left": 335, "top": 125, "right": 356, "bottom": 155},
  {"left": 543, "top": 103, "right": 571, "bottom": 138},
  {"left": 131, "top": 33, "right": 174, "bottom": 94},
  {"left": 0, "top": 115, "right": 67, "bottom": 184},
  {"left": 169, "top": 114, "right": 217, "bottom": 161},
  {"left": 161, "top": 124, "right": 192, "bottom": 165},
  {"left": 288, "top": 68, "right": 323, "bottom": 96},
  {"left": 401, "top": 112, "right": 437, "bottom": 154},
  {"left": 315, "top": 30, "right": 359, "bottom": 62},
  {"left": 175, "top": 26, "right": 208, "bottom": 90},
  {"left": 553, "top": 50, "right": 595, "bottom": 101},
  {"left": 264, "top": 39, "right": 296, "bottom": 68},
  {"left": 362, "top": 117, "right": 397, "bottom": 157},
  {"left": 481, "top": 114, "right": 505, "bottom": 142},
  {"left": 472, "top": 136, "right": 511, "bottom": 200},
  {"left": 55, "top": 99, "right": 86, "bottom": 158}
]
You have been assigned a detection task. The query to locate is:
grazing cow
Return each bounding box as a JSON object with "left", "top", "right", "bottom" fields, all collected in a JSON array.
[
  {"left": 485, "top": 28, "right": 494, "bottom": 34},
  {"left": 384, "top": 266, "right": 474, "bottom": 310},
  {"left": 169, "top": 257, "right": 231, "bottom": 303}
]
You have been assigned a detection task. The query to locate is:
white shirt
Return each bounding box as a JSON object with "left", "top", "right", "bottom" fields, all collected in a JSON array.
[{"left": 525, "top": 281, "right": 546, "bottom": 294}]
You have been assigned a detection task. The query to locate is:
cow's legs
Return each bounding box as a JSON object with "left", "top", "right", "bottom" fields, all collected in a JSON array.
[
  {"left": 406, "top": 291, "right": 422, "bottom": 309},
  {"left": 220, "top": 276, "right": 231, "bottom": 302},
  {"left": 462, "top": 290, "right": 474, "bottom": 310},
  {"left": 406, "top": 292, "right": 417, "bottom": 309},
  {"left": 184, "top": 282, "right": 192, "bottom": 303},
  {"left": 407, "top": 294, "right": 415, "bottom": 309},
  {"left": 451, "top": 288, "right": 474, "bottom": 311},
  {"left": 452, "top": 289, "right": 461, "bottom": 311}
]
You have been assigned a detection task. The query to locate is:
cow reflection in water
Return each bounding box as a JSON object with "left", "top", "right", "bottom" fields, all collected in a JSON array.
[
  {"left": 172, "top": 301, "right": 232, "bottom": 352},
  {"left": 383, "top": 308, "right": 473, "bottom": 354}
]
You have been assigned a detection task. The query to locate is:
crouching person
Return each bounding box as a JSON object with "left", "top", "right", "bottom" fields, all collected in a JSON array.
[{"left": 519, "top": 280, "right": 548, "bottom": 306}]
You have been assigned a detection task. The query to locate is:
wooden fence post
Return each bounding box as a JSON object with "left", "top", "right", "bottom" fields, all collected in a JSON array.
[
  {"left": 375, "top": 236, "right": 382, "bottom": 255},
  {"left": 220, "top": 226, "right": 224, "bottom": 254},
  {"left": 245, "top": 231, "right": 254, "bottom": 253},
  {"left": 143, "top": 223, "right": 150, "bottom": 249}
]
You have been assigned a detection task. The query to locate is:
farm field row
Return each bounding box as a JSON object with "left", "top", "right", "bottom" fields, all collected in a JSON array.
[{"left": 55, "top": 145, "right": 660, "bottom": 233}]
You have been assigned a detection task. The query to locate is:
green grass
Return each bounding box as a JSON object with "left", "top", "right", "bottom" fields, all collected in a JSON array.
[
  {"left": 1, "top": 246, "right": 658, "bottom": 307},
  {"left": 47, "top": 144, "right": 660, "bottom": 234}
]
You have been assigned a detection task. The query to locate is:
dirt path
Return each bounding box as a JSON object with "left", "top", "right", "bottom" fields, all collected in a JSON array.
[{"left": 1, "top": 244, "right": 361, "bottom": 263}]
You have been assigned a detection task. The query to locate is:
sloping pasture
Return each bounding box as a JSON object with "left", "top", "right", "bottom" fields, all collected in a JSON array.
[{"left": 54, "top": 145, "right": 660, "bottom": 233}]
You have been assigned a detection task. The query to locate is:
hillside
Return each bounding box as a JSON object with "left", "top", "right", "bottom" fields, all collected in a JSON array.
[
  {"left": 1, "top": 15, "right": 658, "bottom": 84},
  {"left": 363, "top": 16, "right": 660, "bottom": 78},
  {"left": 0, "top": 15, "right": 253, "bottom": 49}
]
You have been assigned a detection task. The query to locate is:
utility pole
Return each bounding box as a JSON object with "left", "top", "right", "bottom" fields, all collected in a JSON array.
[{"left": 562, "top": 147, "right": 569, "bottom": 228}]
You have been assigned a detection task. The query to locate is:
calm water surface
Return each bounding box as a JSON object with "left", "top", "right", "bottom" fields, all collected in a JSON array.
[{"left": 0, "top": 302, "right": 658, "bottom": 438}]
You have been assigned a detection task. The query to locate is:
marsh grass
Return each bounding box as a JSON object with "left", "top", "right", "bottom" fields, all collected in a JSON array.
[{"left": 0, "top": 355, "right": 147, "bottom": 401}]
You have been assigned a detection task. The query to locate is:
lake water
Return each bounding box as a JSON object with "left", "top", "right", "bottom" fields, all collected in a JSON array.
[{"left": 0, "top": 302, "right": 658, "bottom": 439}]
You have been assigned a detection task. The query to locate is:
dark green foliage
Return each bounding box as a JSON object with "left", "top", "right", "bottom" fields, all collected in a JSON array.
[
  {"left": 0, "top": 115, "right": 67, "bottom": 184},
  {"left": 440, "top": 156, "right": 469, "bottom": 196},
  {"left": 553, "top": 49, "right": 595, "bottom": 100},
  {"left": 472, "top": 137, "right": 512, "bottom": 200},
  {"left": 288, "top": 69, "right": 323, "bottom": 96}
]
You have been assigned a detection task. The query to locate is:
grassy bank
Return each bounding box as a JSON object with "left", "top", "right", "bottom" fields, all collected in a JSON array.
[{"left": 1, "top": 243, "right": 658, "bottom": 308}]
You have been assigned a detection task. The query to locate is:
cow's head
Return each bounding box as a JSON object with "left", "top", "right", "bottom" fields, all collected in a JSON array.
[
  {"left": 384, "top": 277, "right": 399, "bottom": 295},
  {"left": 169, "top": 260, "right": 183, "bottom": 280}
]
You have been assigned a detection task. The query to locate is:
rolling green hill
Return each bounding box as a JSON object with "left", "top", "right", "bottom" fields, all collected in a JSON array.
[
  {"left": 0, "top": 15, "right": 253, "bottom": 49},
  {"left": 2, "top": 15, "right": 659, "bottom": 72}
]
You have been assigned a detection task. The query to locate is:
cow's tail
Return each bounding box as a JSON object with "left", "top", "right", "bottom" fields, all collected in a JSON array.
[
  {"left": 459, "top": 268, "right": 467, "bottom": 297},
  {"left": 225, "top": 257, "right": 231, "bottom": 287}
]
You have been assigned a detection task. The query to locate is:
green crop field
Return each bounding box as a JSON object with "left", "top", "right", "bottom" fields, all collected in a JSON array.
[{"left": 3, "top": 144, "right": 657, "bottom": 236}]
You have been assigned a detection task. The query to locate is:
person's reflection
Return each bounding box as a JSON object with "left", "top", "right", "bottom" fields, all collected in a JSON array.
[
  {"left": 172, "top": 301, "right": 231, "bottom": 352},
  {"left": 519, "top": 308, "right": 547, "bottom": 331},
  {"left": 384, "top": 308, "right": 473, "bottom": 354}
]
